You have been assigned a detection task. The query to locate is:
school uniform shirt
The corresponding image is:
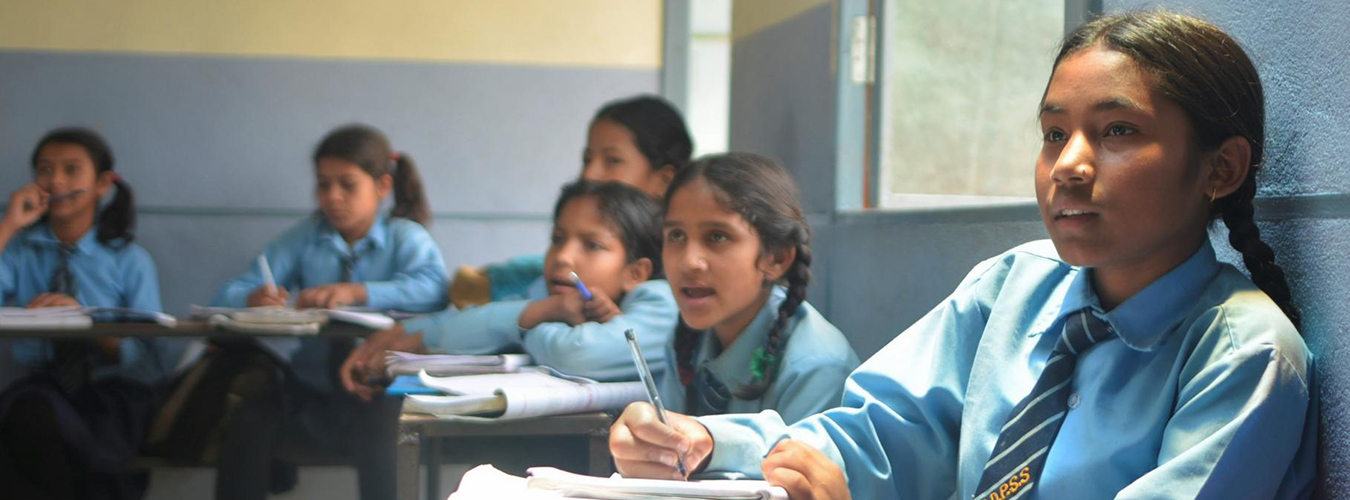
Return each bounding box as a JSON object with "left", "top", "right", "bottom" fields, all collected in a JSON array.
[
  {"left": 1, "top": 225, "right": 185, "bottom": 385},
  {"left": 212, "top": 214, "right": 448, "bottom": 392},
  {"left": 659, "top": 286, "right": 860, "bottom": 424},
  {"left": 697, "top": 239, "right": 1316, "bottom": 500},
  {"left": 402, "top": 279, "right": 678, "bottom": 381}
]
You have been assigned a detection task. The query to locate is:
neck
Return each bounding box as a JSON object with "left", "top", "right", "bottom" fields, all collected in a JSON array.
[
  {"left": 50, "top": 212, "right": 96, "bottom": 245},
  {"left": 338, "top": 217, "right": 376, "bottom": 245},
  {"left": 1091, "top": 235, "right": 1205, "bottom": 311},
  {"left": 712, "top": 287, "right": 772, "bottom": 349}
]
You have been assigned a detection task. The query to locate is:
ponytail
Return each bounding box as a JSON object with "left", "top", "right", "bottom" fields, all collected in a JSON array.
[
  {"left": 389, "top": 153, "right": 430, "bottom": 226},
  {"left": 97, "top": 178, "right": 135, "bottom": 246},
  {"left": 1218, "top": 176, "right": 1302, "bottom": 330}
]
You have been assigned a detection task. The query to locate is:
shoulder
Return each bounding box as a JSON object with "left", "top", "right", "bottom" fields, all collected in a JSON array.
[
  {"left": 386, "top": 217, "right": 433, "bottom": 240},
  {"left": 956, "top": 239, "right": 1078, "bottom": 305},
  {"left": 782, "top": 301, "right": 858, "bottom": 367},
  {"left": 1183, "top": 265, "right": 1309, "bottom": 379}
]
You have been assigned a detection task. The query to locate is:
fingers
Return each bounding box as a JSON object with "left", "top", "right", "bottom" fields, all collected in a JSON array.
[
  {"left": 27, "top": 293, "right": 78, "bottom": 308},
  {"left": 339, "top": 345, "right": 365, "bottom": 393},
  {"left": 609, "top": 403, "right": 704, "bottom": 479},
  {"left": 766, "top": 467, "right": 814, "bottom": 500}
]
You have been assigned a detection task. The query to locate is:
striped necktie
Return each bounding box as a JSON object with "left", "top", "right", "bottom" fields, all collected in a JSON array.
[
  {"left": 49, "top": 242, "right": 77, "bottom": 295},
  {"left": 973, "top": 310, "right": 1116, "bottom": 500},
  {"left": 49, "top": 242, "right": 92, "bottom": 394}
]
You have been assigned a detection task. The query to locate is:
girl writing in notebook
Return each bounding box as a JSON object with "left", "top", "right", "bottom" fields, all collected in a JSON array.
[
  {"left": 0, "top": 127, "right": 184, "bottom": 499},
  {"left": 609, "top": 11, "right": 1315, "bottom": 500},
  {"left": 342, "top": 180, "right": 678, "bottom": 394},
  {"left": 653, "top": 153, "right": 858, "bottom": 425},
  {"left": 182, "top": 124, "right": 448, "bottom": 500},
  {"left": 457, "top": 95, "right": 694, "bottom": 306}
]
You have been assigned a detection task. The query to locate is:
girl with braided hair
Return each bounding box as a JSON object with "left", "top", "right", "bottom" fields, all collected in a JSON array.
[
  {"left": 608, "top": 10, "right": 1314, "bottom": 500},
  {"left": 627, "top": 152, "right": 859, "bottom": 428}
]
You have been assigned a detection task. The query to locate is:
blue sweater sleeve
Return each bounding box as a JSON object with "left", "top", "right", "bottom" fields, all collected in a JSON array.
[
  {"left": 362, "top": 222, "right": 448, "bottom": 312},
  {"left": 404, "top": 280, "right": 679, "bottom": 382}
]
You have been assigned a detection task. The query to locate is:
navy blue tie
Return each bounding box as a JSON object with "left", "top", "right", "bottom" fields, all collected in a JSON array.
[
  {"left": 973, "top": 310, "right": 1116, "bottom": 500},
  {"left": 49, "top": 242, "right": 92, "bottom": 394}
]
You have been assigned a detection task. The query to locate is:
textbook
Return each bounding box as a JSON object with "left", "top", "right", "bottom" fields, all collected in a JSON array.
[
  {"left": 449, "top": 464, "right": 789, "bottom": 500},
  {"left": 404, "top": 368, "right": 647, "bottom": 420},
  {"left": 385, "top": 351, "right": 534, "bottom": 377},
  {"left": 0, "top": 306, "right": 177, "bottom": 329}
]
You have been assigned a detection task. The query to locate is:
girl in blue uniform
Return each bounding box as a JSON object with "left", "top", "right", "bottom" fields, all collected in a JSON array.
[
  {"left": 460, "top": 95, "right": 694, "bottom": 305},
  {"left": 341, "top": 180, "right": 678, "bottom": 393},
  {"left": 191, "top": 124, "right": 447, "bottom": 500},
  {"left": 609, "top": 11, "right": 1315, "bottom": 500},
  {"left": 655, "top": 153, "right": 858, "bottom": 425},
  {"left": 0, "top": 127, "right": 183, "bottom": 500}
]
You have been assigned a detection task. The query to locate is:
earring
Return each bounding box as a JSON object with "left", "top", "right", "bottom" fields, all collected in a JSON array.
[{"left": 1209, "top": 188, "right": 1218, "bottom": 203}]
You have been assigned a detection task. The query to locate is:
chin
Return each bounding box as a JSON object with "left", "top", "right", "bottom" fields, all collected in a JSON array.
[{"left": 1048, "top": 238, "right": 1107, "bottom": 268}]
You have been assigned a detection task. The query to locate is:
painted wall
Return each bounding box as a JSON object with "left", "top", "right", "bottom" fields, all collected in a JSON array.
[
  {"left": 731, "top": 0, "right": 1348, "bottom": 497},
  {"left": 0, "top": 0, "right": 663, "bottom": 319}
]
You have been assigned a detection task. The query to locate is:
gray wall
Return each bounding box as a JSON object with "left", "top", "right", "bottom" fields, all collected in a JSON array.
[
  {"left": 731, "top": 0, "right": 1349, "bottom": 497},
  {"left": 0, "top": 50, "right": 658, "bottom": 315}
]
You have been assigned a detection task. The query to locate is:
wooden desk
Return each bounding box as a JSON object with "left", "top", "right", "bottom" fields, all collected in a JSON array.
[
  {"left": 0, "top": 320, "right": 376, "bottom": 338},
  {"left": 396, "top": 409, "right": 615, "bottom": 500}
]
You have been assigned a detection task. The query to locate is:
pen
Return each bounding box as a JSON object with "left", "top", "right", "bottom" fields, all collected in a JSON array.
[
  {"left": 570, "top": 271, "right": 593, "bottom": 300},
  {"left": 258, "top": 255, "right": 277, "bottom": 295},
  {"left": 624, "top": 328, "right": 687, "bottom": 478}
]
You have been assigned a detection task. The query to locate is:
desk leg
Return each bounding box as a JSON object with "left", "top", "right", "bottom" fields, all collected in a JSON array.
[
  {"left": 397, "top": 422, "right": 421, "bottom": 500},
  {"left": 588, "top": 432, "right": 613, "bottom": 476},
  {"left": 426, "top": 437, "right": 441, "bottom": 500}
]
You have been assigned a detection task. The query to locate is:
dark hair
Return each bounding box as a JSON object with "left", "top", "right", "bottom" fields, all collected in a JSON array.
[
  {"left": 313, "top": 124, "right": 430, "bottom": 226},
  {"left": 552, "top": 180, "right": 663, "bottom": 273},
  {"left": 664, "top": 153, "right": 812, "bottom": 400},
  {"left": 1050, "top": 11, "right": 1301, "bottom": 330},
  {"left": 30, "top": 127, "right": 134, "bottom": 246},
  {"left": 592, "top": 95, "right": 694, "bottom": 172}
]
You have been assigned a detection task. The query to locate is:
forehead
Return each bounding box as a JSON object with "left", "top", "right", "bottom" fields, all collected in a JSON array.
[
  {"left": 36, "top": 142, "right": 93, "bottom": 163},
  {"left": 587, "top": 118, "right": 636, "bottom": 146},
  {"left": 667, "top": 179, "right": 750, "bottom": 227},
  {"left": 315, "top": 158, "right": 368, "bottom": 177},
  {"left": 1043, "top": 46, "right": 1159, "bottom": 112},
  {"left": 557, "top": 195, "right": 620, "bottom": 233}
]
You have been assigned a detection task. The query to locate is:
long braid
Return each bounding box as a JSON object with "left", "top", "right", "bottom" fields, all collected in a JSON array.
[
  {"left": 1218, "top": 176, "right": 1303, "bottom": 330},
  {"left": 674, "top": 318, "right": 700, "bottom": 387},
  {"left": 735, "top": 233, "right": 811, "bottom": 399}
]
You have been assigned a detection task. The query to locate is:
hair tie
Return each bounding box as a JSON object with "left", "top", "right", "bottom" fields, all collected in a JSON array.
[
  {"left": 107, "top": 171, "right": 123, "bottom": 184},
  {"left": 390, "top": 151, "right": 401, "bottom": 162},
  {"left": 749, "top": 347, "right": 777, "bottom": 381}
]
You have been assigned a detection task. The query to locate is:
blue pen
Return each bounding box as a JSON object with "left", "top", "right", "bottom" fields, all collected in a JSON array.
[
  {"left": 570, "top": 271, "right": 593, "bottom": 300},
  {"left": 625, "top": 329, "right": 688, "bottom": 478}
]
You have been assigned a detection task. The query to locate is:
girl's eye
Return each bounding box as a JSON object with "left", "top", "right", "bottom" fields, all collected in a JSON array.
[
  {"left": 585, "top": 240, "right": 605, "bottom": 251},
  {"left": 549, "top": 233, "right": 564, "bottom": 246},
  {"left": 707, "top": 232, "right": 729, "bottom": 244},
  {"left": 341, "top": 182, "right": 357, "bottom": 191},
  {"left": 665, "top": 229, "right": 686, "bottom": 243},
  {"left": 606, "top": 156, "right": 623, "bottom": 166},
  {"left": 1043, "top": 129, "right": 1067, "bottom": 142},
  {"left": 1105, "top": 124, "right": 1136, "bottom": 137}
]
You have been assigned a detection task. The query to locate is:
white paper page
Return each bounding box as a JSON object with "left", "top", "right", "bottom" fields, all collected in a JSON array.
[
  {"left": 498, "top": 382, "right": 647, "bottom": 420},
  {"left": 451, "top": 464, "right": 562, "bottom": 500},
  {"left": 418, "top": 369, "right": 582, "bottom": 396},
  {"left": 526, "top": 467, "right": 788, "bottom": 500}
]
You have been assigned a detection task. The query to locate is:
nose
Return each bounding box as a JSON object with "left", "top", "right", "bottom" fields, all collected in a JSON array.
[
  {"left": 553, "top": 241, "right": 578, "bottom": 271},
  {"left": 679, "top": 243, "right": 708, "bottom": 273},
  {"left": 1051, "top": 132, "right": 1096, "bottom": 186}
]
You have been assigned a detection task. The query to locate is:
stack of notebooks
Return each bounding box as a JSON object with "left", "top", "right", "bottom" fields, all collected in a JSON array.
[
  {"left": 395, "top": 359, "right": 648, "bottom": 420},
  {"left": 0, "top": 306, "right": 177, "bottom": 329},
  {"left": 450, "top": 464, "right": 789, "bottom": 500}
]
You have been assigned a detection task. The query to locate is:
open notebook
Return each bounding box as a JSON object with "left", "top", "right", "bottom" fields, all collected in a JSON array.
[
  {"left": 403, "top": 369, "right": 647, "bottom": 420},
  {"left": 450, "top": 464, "right": 788, "bottom": 500},
  {"left": 189, "top": 305, "right": 396, "bottom": 333},
  {"left": 384, "top": 351, "right": 533, "bottom": 377},
  {"left": 0, "top": 306, "right": 177, "bottom": 329}
]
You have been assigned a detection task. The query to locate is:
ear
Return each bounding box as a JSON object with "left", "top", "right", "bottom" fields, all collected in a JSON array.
[
  {"left": 649, "top": 164, "right": 677, "bottom": 198},
  {"left": 376, "top": 173, "right": 394, "bottom": 199},
  {"left": 620, "top": 257, "right": 654, "bottom": 292},
  {"left": 757, "top": 245, "right": 797, "bottom": 283},
  {"left": 95, "top": 171, "right": 116, "bottom": 198},
  {"left": 1205, "top": 136, "right": 1252, "bottom": 199}
]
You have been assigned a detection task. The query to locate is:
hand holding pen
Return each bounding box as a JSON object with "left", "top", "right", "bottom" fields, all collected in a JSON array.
[
  {"left": 610, "top": 329, "right": 718, "bottom": 480},
  {"left": 572, "top": 271, "right": 622, "bottom": 323}
]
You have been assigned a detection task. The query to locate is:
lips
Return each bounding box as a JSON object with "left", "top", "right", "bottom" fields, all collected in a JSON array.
[{"left": 1053, "top": 207, "right": 1099, "bottom": 220}]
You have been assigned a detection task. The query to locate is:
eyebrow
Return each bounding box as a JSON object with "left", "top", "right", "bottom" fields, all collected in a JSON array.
[{"left": 1040, "top": 97, "right": 1148, "bottom": 115}]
